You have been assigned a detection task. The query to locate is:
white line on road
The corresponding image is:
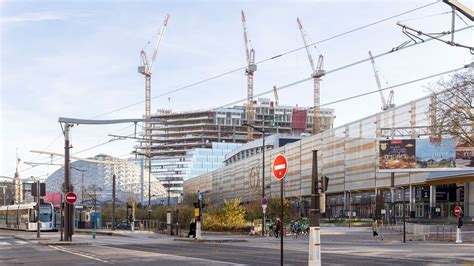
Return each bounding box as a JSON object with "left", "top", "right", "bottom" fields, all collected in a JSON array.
[
  {"left": 99, "top": 245, "right": 247, "bottom": 265},
  {"left": 14, "top": 241, "right": 28, "bottom": 245},
  {"left": 0, "top": 242, "right": 11, "bottom": 245},
  {"left": 49, "top": 245, "right": 111, "bottom": 264}
]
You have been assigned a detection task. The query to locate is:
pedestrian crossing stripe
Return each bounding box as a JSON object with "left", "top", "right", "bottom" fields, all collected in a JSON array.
[{"left": 0, "top": 242, "right": 11, "bottom": 245}]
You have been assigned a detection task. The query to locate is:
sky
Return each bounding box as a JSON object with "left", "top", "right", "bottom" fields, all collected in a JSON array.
[{"left": 0, "top": 0, "right": 472, "bottom": 181}]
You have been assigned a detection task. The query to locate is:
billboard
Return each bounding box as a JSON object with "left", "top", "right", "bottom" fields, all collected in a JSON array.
[
  {"left": 379, "top": 138, "right": 473, "bottom": 172},
  {"left": 379, "top": 140, "right": 416, "bottom": 170}
]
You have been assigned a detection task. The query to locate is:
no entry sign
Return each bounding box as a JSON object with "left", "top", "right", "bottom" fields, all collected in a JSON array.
[
  {"left": 272, "top": 154, "right": 288, "bottom": 180},
  {"left": 454, "top": 206, "right": 462, "bottom": 217},
  {"left": 65, "top": 192, "right": 78, "bottom": 204}
]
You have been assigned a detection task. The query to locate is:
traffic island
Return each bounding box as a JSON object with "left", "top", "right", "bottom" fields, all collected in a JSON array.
[{"left": 173, "top": 237, "right": 248, "bottom": 243}]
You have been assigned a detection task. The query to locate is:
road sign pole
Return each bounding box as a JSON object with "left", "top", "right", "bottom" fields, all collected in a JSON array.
[
  {"left": 454, "top": 206, "right": 462, "bottom": 243},
  {"left": 280, "top": 178, "right": 283, "bottom": 266},
  {"left": 272, "top": 154, "right": 287, "bottom": 266}
]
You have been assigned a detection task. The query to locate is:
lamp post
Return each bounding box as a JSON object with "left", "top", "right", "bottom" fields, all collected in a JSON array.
[
  {"left": 243, "top": 123, "right": 266, "bottom": 237},
  {"left": 133, "top": 151, "right": 153, "bottom": 221}
]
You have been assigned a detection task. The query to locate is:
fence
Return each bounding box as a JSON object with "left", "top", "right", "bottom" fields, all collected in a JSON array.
[{"left": 384, "top": 221, "right": 458, "bottom": 241}]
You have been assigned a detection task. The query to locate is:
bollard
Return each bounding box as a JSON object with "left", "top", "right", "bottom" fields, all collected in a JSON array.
[
  {"left": 308, "top": 227, "right": 321, "bottom": 266},
  {"left": 93, "top": 222, "right": 96, "bottom": 240}
]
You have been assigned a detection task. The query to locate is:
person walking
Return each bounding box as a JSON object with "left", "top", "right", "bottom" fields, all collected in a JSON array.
[
  {"left": 275, "top": 218, "right": 282, "bottom": 238},
  {"left": 372, "top": 218, "right": 379, "bottom": 238},
  {"left": 188, "top": 219, "right": 196, "bottom": 238}
]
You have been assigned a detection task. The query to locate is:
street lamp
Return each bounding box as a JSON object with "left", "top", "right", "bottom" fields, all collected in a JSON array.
[
  {"left": 242, "top": 123, "right": 266, "bottom": 237},
  {"left": 132, "top": 151, "right": 153, "bottom": 221}
]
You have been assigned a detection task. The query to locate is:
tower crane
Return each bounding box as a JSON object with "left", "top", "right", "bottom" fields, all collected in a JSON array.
[
  {"left": 138, "top": 13, "right": 169, "bottom": 154},
  {"left": 368, "top": 50, "right": 394, "bottom": 111},
  {"left": 273, "top": 85, "right": 279, "bottom": 107},
  {"left": 241, "top": 10, "right": 257, "bottom": 141},
  {"left": 297, "top": 18, "right": 325, "bottom": 135}
]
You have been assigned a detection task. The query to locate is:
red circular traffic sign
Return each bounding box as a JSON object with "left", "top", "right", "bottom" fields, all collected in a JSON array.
[
  {"left": 454, "top": 206, "right": 462, "bottom": 217},
  {"left": 65, "top": 192, "right": 78, "bottom": 204},
  {"left": 272, "top": 154, "right": 288, "bottom": 180}
]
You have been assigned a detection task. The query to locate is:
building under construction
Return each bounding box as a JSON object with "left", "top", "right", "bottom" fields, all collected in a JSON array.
[{"left": 137, "top": 98, "right": 335, "bottom": 197}]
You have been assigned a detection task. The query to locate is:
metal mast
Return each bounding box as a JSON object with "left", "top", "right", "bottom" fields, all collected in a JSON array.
[
  {"left": 241, "top": 10, "right": 257, "bottom": 141},
  {"left": 297, "top": 18, "right": 324, "bottom": 135},
  {"left": 368, "top": 50, "right": 394, "bottom": 110},
  {"left": 273, "top": 85, "right": 279, "bottom": 107},
  {"left": 138, "top": 14, "right": 169, "bottom": 196}
]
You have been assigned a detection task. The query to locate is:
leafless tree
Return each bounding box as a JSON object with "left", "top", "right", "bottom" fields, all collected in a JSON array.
[{"left": 429, "top": 69, "right": 473, "bottom": 146}]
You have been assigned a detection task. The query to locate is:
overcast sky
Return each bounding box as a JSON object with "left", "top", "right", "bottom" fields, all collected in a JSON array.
[{"left": 1, "top": 0, "right": 472, "bottom": 180}]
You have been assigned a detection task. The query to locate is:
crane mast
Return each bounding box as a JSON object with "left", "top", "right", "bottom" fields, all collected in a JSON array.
[
  {"left": 241, "top": 10, "right": 257, "bottom": 141},
  {"left": 297, "top": 17, "right": 324, "bottom": 135},
  {"left": 138, "top": 13, "right": 170, "bottom": 157},
  {"left": 368, "top": 50, "right": 394, "bottom": 110},
  {"left": 273, "top": 85, "right": 279, "bottom": 107}
]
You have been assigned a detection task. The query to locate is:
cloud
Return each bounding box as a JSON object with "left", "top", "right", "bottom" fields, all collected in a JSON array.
[{"left": 0, "top": 12, "right": 65, "bottom": 25}]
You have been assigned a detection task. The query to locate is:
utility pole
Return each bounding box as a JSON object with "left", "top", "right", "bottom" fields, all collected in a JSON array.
[
  {"left": 63, "top": 123, "right": 72, "bottom": 241},
  {"left": 112, "top": 174, "right": 116, "bottom": 231},
  {"left": 59, "top": 117, "right": 146, "bottom": 241},
  {"left": 309, "top": 150, "right": 321, "bottom": 265},
  {"left": 36, "top": 180, "right": 40, "bottom": 239}
]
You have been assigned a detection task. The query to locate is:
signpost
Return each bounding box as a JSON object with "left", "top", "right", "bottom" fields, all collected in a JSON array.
[
  {"left": 272, "top": 154, "right": 287, "bottom": 266},
  {"left": 65, "top": 192, "right": 77, "bottom": 205},
  {"left": 454, "top": 206, "right": 462, "bottom": 217},
  {"left": 454, "top": 205, "right": 463, "bottom": 243}
]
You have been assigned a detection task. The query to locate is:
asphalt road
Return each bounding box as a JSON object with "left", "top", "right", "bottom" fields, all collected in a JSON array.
[{"left": 1, "top": 228, "right": 474, "bottom": 265}]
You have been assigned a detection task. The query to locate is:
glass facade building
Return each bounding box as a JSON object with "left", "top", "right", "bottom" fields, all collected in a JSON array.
[{"left": 184, "top": 91, "right": 474, "bottom": 220}]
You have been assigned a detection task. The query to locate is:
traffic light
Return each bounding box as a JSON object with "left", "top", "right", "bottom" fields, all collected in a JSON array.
[{"left": 320, "top": 176, "right": 329, "bottom": 192}]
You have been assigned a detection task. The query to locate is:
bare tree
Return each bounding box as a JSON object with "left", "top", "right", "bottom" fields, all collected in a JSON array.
[{"left": 429, "top": 69, "right": 473, "bottom": 146}]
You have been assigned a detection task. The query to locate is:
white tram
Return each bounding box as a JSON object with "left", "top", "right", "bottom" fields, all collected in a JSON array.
[{"left": 0, "top": 202, "right": 54, "bottom": 231}]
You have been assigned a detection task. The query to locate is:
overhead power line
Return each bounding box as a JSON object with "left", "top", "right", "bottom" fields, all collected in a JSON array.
[
  {"left": 91, "top": 1, "right": 440, "bottom": 120},
  {"left": 2, "top": 1, "right": 443, "bottom": 177},
  {"left": 216, "top": 25, "right": 472, "bottom": 109}
]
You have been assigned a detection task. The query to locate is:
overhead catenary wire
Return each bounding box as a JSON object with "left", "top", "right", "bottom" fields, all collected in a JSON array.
[
  {"left": 1, "top": 1, "right": 450, "bottom": 177},
  {"left": 90, "top": 1, "right": 441, "bottom": 120},
  {"left": 216, "top": 25, "right": 472, "bottom": 109}
]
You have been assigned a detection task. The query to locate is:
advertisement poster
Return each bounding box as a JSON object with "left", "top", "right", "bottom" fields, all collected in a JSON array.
[
  {"left": 415, "top": 138, "right": 456, "bottom": 168},
  {"left": 379, "top": 139, "right": 416, "bottom": 169},
  {"left": 379, "top": 138, "right": 474, "bottom": 171}
]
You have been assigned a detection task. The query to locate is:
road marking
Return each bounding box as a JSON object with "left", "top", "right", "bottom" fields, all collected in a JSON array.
[
  {"left": 100, "top": 245, "right": 246, "bottom": 265},
  {"left": 49, "top": 245, "right": 111, "bottom": 264},
  {"left": 14, "top": 241, "right": 28, "bottom": 245},
  {"left": 0, "top": 242, "right": 11, "bottom": 245}
]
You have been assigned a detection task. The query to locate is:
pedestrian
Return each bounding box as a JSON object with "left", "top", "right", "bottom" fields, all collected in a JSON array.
[
  {"left": 372, "top": 218, "right": 379, "bottom": 238},
  {"left": 275, "top": 218, "right": 282, "bottom": 238},
  {"left": 188, "top": 219, "right": 196, "bottom": 238}
]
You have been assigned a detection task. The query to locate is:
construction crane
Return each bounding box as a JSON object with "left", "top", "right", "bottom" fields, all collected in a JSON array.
[
  {"left": 241, "top": 10, "right": 257, "bottom": 141},
  {"left": 297, "top": 18, "right": 325, "bottom": 135},
  {"left": 138, "top": 13, "right": 169, "bottom": 155},
  {"left": 368, "top": 50, "right": 394, "bottom": 111},
  {"left": 273, "top": 85, "right": 279, "bottom": 107}
]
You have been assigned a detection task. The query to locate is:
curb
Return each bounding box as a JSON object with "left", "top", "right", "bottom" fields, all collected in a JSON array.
[
  {"left": 173, "top": 238, "right": 248, "bottom": 243},
  {"left": 74, "top": 230, "right": 130, "bottom": 237},
  {"left": 39, "top": 241, "right": 93, "bottom": 246}
]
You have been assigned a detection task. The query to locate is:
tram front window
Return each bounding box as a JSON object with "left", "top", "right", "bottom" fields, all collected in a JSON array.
[{"left": 39, "top": 206, "right": 52, "bottom": 222}]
